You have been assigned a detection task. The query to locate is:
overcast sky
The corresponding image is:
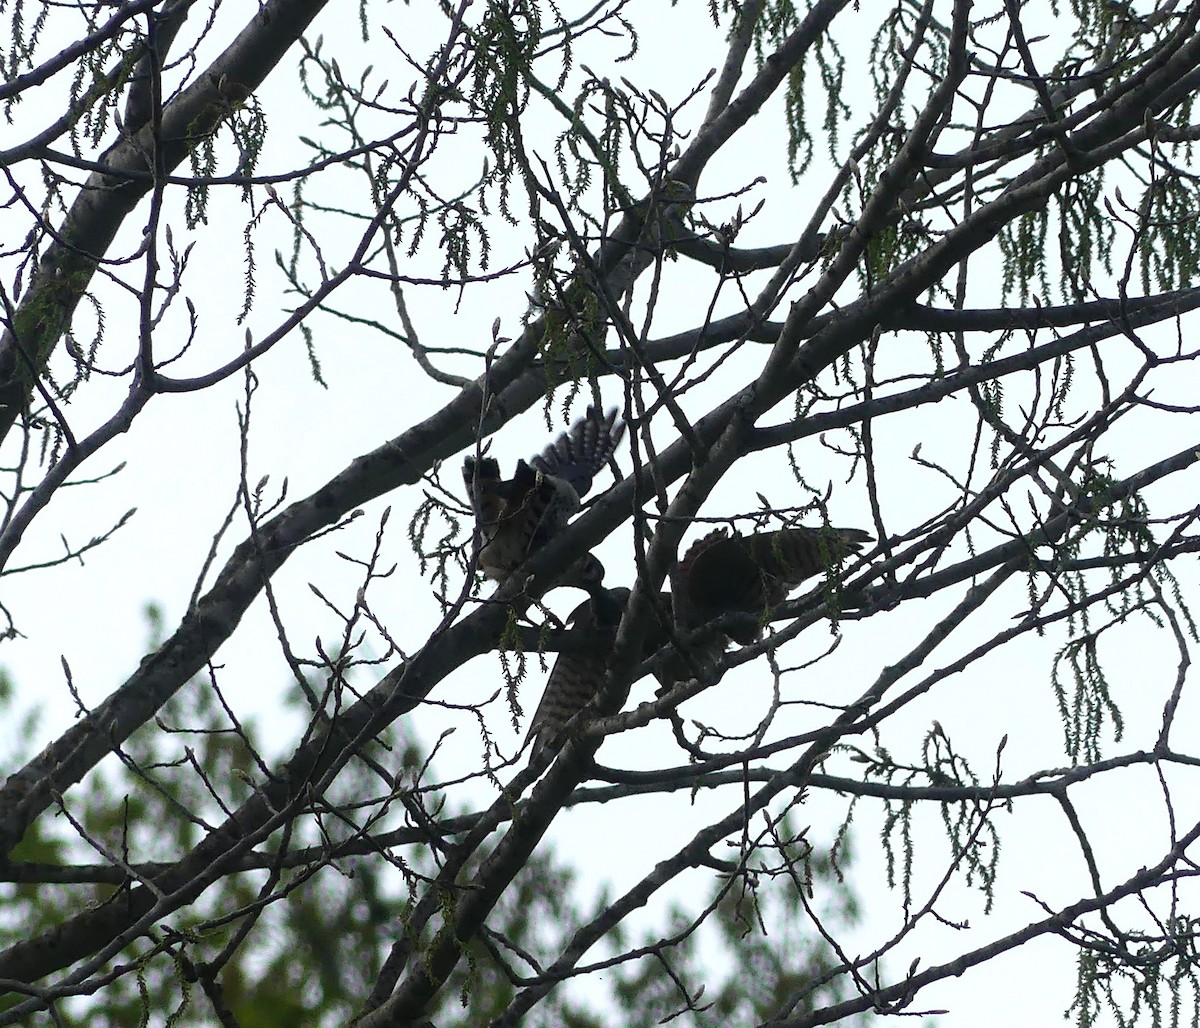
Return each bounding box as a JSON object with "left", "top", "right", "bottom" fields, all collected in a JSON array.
[{"left": 2, "top": 2, "right": 1196, "bottom": 1024}]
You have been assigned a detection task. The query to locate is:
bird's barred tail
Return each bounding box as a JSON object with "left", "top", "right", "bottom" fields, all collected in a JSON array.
[
  {"left": 744, "top": 526, "right": 873, "bottom": 584},
  {"left": 679, "top": 526, "right": 873, "bottom": 643},
  {"left": 530, "top": 405, "right": 625, "bottom": 499}
]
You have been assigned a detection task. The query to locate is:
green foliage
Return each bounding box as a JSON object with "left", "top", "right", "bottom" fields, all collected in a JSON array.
[
  {"left": 976, "top": 336, "right": 1005, "bottom": 469},
  {"left": 999, "top": 207, "right": 1052, "bottom": 307},
  {"left": 2, "top": 0, "right": 49, "bottom": 82},
  {"left": 1058, "top": 170, "right": 1115, "bottom": 301},
  {"left": 183, "top": 94, "right": 267, "bottom": 250},
  {"left": 534, "top": 277, "right": 607, "bottom": 394},
  {"left": 438, "top": 200, "right": 492, "bottom": 280},
  {"left": 744, "top": 1, "right": 831, "bottom": 179},
  {"left": 1139, "top": 169, "right": 1200, "bottom": 294},
  {"left": 846, "top": 727, "right": 1002, "bottom": 916},
  {"left": 499, "top": 602, "right": 531, "bottom": 712},
  {"left": 806, "top": 32, "right": 849, "bottom": 178},
  {"left": 870, "top": 3, "right": 949, "bottom": 106},
  {"left": 1069, "top": 921, "right": 1200, "bottom": 1028},
  {"left": 606, "top": 827, "right": 865, "bottom": 1027},
  {"left": 67, "top": 21, "right": 131, "bottom": 153},
  {"left": 407, "top": 479, "right": 465, "bottom": 603},
  {"left": 185, "top": 134, "right": 217, "bottom": 229},
  {"left": 1047, "top": 459, "right": 1198, "bottom": 764},
  {"left": 464, "top": 3, "right": 544, "bottom": 211},
  {"left": 9, "top": 2, "right": 1200, "bottom": 1025},
  {"left": 0, "top": 656, "right": 867, "bottom": 1025}
]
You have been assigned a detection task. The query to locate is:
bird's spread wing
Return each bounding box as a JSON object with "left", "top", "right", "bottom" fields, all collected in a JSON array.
[
  {"left": 462, "top": 407, "right": 623, "bottom": 583},
  {"left": 678, "top": 529, "right": 762, "bottom": 619},
  {"left": 680, "top": 526, "right": 872, "bottom": 644},
  {"left": 530, "top": 405, "right": 624, "bottom": 500},
  {"left": 739, "top": 527, "right": 872, "bottom": 590}
]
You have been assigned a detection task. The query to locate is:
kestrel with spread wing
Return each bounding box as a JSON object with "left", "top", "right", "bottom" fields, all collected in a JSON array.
[
  {"left": 463, "top": 406, "right": 624, "bottom": 587},
  {"left": 525, "top": 524, "right": 871, "bottom": 755}
]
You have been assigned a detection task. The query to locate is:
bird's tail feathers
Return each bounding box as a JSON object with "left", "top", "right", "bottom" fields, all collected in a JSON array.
[
  {"left": 741, "top": 526, "right": 872, "bottom": 583},
  {"left": 531, "top": 405, "right": 625, "bottom": 498}
]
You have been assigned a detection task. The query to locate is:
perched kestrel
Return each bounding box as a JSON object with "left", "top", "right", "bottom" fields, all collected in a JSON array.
[
  {"left": 526, "top": 586, "right": 630, "bottom": 756},
  {"left": 672, "top": 526, "right": 873, "bottom": 644},
  {"left": 526, "top": 524, "right": 871, "bottom": 754}
]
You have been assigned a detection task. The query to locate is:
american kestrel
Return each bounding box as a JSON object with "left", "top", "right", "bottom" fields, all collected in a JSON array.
[
  {"left": 525, "top": 586, "right": 631, "bottom": 756},
  {"left": 649, "top": 524, "right": 871, "bottom": 687},
  {"left": 463, "top": 406, "right": 624, "bottom": 586},
  {"left": 525, "top": 524, "right": 871, "bottom": 754},
  {"left": 671, "top": 526, "right": 872, "bottom": 644}
]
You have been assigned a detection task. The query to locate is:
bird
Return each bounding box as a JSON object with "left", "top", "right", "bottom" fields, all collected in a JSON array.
[
  {"left": 647, "top": 524, "right": 872, "bottom": 688},
  {"left": 671, "top": 525, "right": 873, "bottom": 645},
  {"left": 462, "top": 406, "right": 624, "bottom": 587},
  {"left": 524, "top": 524, "right": 871, "bottom": 755},
  {"left": 525, "top": 586, "right": 630, "bottom": 756}
]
